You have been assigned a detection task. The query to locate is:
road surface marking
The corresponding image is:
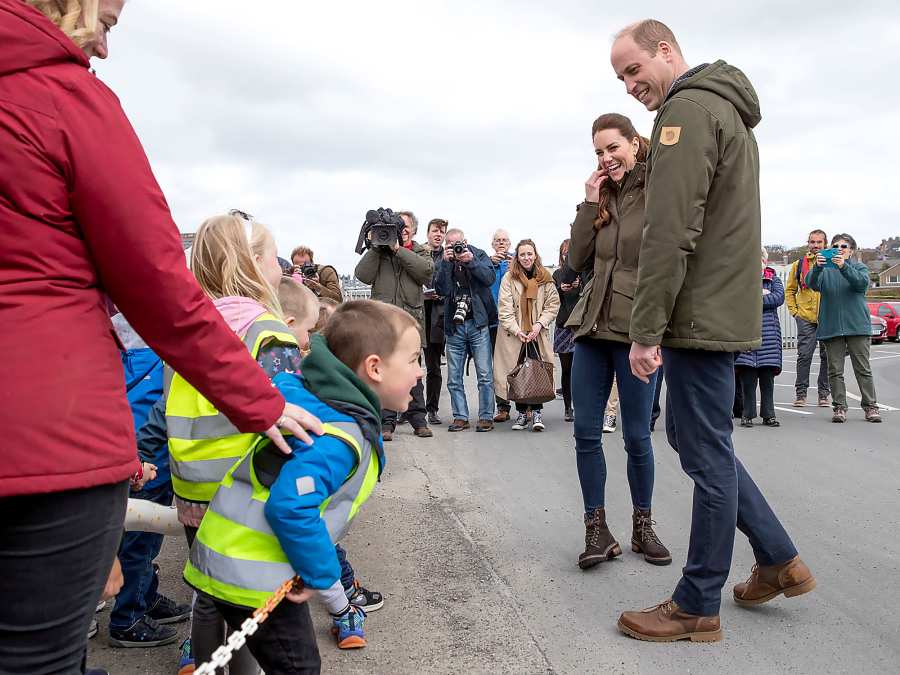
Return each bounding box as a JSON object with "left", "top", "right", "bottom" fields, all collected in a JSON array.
[
  {"left": 774, "top": 406, "right": 813, "bottom": 415},
  {"left": 845, "top": 391, "right": 899, "bottom": 411}
]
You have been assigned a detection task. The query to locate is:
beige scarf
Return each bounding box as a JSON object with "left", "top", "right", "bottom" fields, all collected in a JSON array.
[{"left": 512, "top": 265, "right": 552, "bottom": 333}]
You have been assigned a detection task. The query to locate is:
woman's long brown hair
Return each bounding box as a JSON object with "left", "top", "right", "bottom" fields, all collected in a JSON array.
[
  {"left": 591, "top": 113, "right": 650, "bottom": 229},
  {"left": 510, "top": 239, "right": 551, "bottom": 285}
]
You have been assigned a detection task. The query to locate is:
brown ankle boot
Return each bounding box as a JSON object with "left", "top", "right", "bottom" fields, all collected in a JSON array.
[
  {"left": 618, "top": 599, "right": 722, "bottom": 642},
  {"left": 631, "top": 509, "right": 672, "bottom": 566},
  {"left": 578, "top": 508, "right": 621, "bottom": 570},
  {"left": 733, "top": 556, "right": 816, "bottom": 606}
]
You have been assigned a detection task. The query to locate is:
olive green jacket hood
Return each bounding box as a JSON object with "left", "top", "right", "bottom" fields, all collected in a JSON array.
[
  {"left": 630, "top": 59, "right": 763, "bottom": 351},
  {"left": 670, "top": 60, "right": 761, "bottom": 130}
]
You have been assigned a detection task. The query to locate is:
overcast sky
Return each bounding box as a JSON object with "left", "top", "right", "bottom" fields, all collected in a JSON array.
[{"left": 99, "top": 0, "right": 900, "bottom": 273}]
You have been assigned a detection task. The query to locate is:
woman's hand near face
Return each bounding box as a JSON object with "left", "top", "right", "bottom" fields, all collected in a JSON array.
[{"left": 585, "top": 170, "right": 608, "bottom": 202}]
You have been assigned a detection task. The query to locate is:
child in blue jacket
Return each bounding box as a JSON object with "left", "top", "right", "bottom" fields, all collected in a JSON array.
[{"left": 184, "top": 300, "right": 423, "bottom": 673}]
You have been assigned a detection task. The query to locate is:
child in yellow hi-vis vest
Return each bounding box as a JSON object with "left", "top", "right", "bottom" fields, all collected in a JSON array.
[{"left": 184, "top": 301, "right": 422, "bottom": 673}]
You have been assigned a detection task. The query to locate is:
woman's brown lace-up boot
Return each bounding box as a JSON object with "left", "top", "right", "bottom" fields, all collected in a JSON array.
[
  {"left": 578, "top": 507, "right": 621, "bottom": 569},
  {"left": 631, "top": 509, "right": 672, "bottom": 566}
]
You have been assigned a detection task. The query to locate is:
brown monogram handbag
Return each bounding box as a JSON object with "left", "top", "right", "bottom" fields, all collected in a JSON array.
[{"left": 506, "top": 341, "right": 555, "bottom": 405}]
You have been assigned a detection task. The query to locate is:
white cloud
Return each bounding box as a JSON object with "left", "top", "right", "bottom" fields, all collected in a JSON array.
[{"left": 99, "top": 0, "right": 900, "bottom": 273}]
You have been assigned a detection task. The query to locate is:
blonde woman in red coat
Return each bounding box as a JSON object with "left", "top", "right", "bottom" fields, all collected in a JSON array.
[{"left": 0, "top": 2, "right": 320, "bottom": 671}]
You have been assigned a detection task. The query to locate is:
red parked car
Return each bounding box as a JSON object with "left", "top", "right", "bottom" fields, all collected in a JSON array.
[{"left": 867, "top": 302, "right": 900, "bottom": 341}]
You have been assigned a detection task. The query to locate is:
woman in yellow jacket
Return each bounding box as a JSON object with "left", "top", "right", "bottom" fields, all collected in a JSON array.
[{"left": 493, "top": 240, "right": 560, "bottom": 431}]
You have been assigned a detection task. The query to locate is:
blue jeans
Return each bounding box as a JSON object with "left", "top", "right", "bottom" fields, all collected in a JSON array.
[
  {"left": 445, "top": 319, "right": 495, "bottom": 421},
  {"left": 572, "top": 340, "right": 656, "bottom": 513},
  {"left": 110, "top": 482, "right": 174, "bottom": 630},
  {"left": 664, "top": 348, "right": 798, "bottom": 616}
]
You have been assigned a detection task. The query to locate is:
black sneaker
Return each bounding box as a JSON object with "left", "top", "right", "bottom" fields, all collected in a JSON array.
[
  {"left": 427, "top": 411, "right": 442, "bottom": 425},
  {"left": 147, "top": 594, "right": 191, "bottom": 625},
  {"left": 346, "top": 580, "right": 384, "bottom": 612},
  {"left": 109, "top": 615, "right": 178, "bottom": 648}
]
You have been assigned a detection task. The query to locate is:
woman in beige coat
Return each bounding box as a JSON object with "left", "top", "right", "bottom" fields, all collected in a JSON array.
[{"left": 494, "top": 240, "right": 560, "bottom": 431}]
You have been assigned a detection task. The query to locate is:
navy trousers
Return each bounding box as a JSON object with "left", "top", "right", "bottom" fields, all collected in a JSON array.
[{"left": 663, "top": 348, "right": 798, "bottom": 616}]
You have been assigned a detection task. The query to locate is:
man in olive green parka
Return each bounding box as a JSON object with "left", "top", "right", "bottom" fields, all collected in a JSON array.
[{"left": 610, "top": 19, "right": 815, "bottom": 643}]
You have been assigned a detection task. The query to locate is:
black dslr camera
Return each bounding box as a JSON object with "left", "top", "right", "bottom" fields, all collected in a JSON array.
[
  {"left": 355, "top": 207, "right": 407, "bottom": 254},
  {"left": 299, "top": 263, "right": 318, "bottom": 279},
  {"left": 449, "top": 241, "right": 468, "bottom": 258}
]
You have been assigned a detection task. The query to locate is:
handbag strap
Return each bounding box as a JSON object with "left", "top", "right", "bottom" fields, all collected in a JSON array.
[{"left": 518, "top": 340, "right": 542, "bottom": 363}]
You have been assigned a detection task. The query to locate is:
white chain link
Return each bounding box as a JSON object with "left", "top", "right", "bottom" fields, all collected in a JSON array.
[{"left": 194, "top": 615, "right": 262, "bottom": 675}]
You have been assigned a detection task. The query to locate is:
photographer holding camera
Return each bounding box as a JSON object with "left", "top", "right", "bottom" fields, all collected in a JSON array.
[
  {"left": 354, "top": 208, "right": 434, "bottom": 440},
  {"left": 434, "top": 228, "right": 497, "bottom": 432},
  {"left": 290, "top": 246, "right": 343, "bottom": 303}
]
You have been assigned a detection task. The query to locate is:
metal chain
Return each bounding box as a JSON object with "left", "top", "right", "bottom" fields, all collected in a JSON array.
[{"left": 194, "top": 577, "right": 299, "bottom": 675}]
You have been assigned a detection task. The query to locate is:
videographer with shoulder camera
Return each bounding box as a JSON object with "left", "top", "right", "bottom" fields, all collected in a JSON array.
[
  {"left": 290, "top": 246, "right": 343, "bottom": 303},
  {"left": 354, "top": 208, "right": 434, "bottom": 440},
  {"left": 434, "top": 228, "right": 497, "bottom": 432}
]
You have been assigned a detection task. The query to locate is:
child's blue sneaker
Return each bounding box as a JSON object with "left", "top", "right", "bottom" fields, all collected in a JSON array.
[
  {"left": 177, "top": 638, "right": 195, "bottom": 674},
  {"left": 330, "top": 606, "right": 367, "bottom": 649}
]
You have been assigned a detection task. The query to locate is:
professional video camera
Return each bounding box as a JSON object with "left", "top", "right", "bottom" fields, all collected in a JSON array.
[{"left": 354, "top": 207, "right": 408, "bottom": 254}]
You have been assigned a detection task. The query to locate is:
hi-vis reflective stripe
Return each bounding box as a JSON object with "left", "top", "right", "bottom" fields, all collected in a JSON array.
[
  {"left": 167, "top": 415, "right": 239, "bottom": 440},
  {"left": 170, "top": 456, "right": 241, "bottom": 483},
  {"left": 191, "top": 537, "right": 292, "bottom": 593},
  {"left": 242, "top": 320, "right": 293, "bottom": 353},
  {"left": 318, "top": 422, "right": 374, "bottom": 542}
]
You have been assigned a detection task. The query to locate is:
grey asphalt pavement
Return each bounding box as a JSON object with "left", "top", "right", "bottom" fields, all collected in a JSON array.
[{"left": 88, "top": 343, "right": 900, "bottom": 674}]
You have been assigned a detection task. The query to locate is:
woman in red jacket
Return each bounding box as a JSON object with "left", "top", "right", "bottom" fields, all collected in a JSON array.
[{"left": 0, "top": 2, "right": 321, "bottom": 671}]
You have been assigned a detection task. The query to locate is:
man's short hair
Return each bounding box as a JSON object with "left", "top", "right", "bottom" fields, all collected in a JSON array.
[
  {"left": 397, "top": 211, "right": 419, "bottom": 235},
  {"left": 616, "top": 19, "right": 682, "bottom": 57},
  {"left": 313, "top": 297, "right": 340, "bottom": 334},
  {"left": 277, "top": 277, "right": 318, "bottom": 322},
  {"left": 492, "top": 229, "right": 511, "bottom": 242},
  {"left": 445, "top": 228, "right": 465, "bottom": 241},
  {"left": 427, "top": 218, "right": 448, "bottom": 233},
  {"left": 290, "top": 245, "right": 314, "bottom": 263},
  {"left": 808, "top": 229, "right": 828, "bottom": 242},
  {"left": 323, "top": 300, "right": 419, "bottom": 372}
]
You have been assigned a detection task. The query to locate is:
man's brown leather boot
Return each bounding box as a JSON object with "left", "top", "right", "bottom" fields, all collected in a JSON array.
[
  {"left": 631, "top": 509, "right": 672, "bottom": 566},
  {"left": 733, "top": 556, "right": 816, "bottom": 606},
  {"left": 618, "top": 599, "right": 722, "bottom": 642},
  {"left": 578, "top": 508, "right": 621, "bottom": 570}
]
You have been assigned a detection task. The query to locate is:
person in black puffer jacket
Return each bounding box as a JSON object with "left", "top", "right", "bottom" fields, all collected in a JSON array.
[{"left": 735, "top": 248, "right": 784, "bottom": 427}]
